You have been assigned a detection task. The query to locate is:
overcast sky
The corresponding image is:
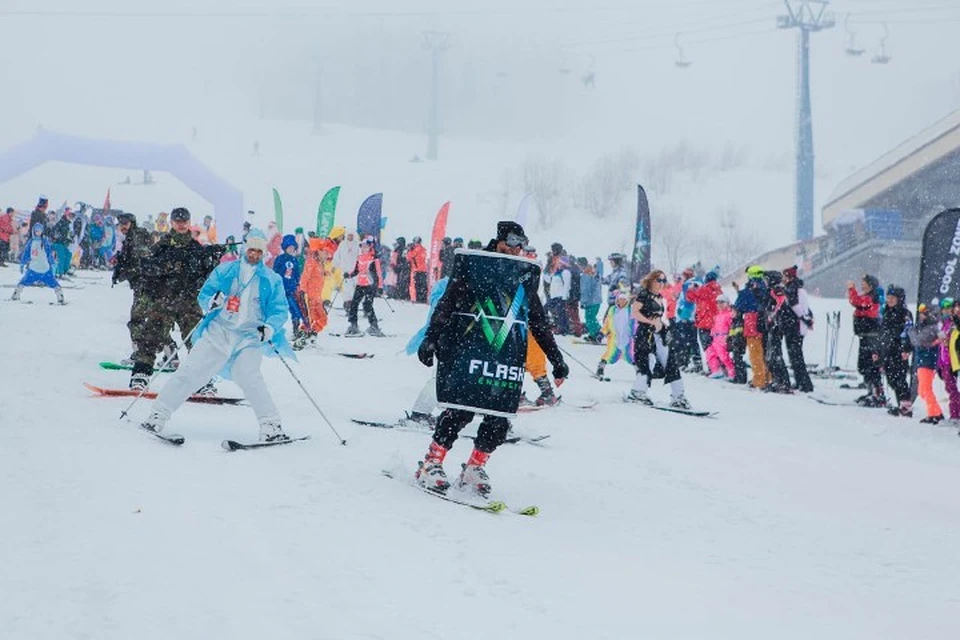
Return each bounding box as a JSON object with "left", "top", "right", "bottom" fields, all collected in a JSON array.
[{"left": 2, "top": 0, "right": 959, "bottom": 176}]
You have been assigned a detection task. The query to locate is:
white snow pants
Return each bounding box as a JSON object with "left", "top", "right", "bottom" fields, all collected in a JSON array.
[
  {"left": 631, "top": 334, "right": 684, "bottom": 397},
  {"left": 154, "top": 339, "right": 280, "bottom": 424},
  {"left": 411, "top": 375, "right": 437, "bottom": 415}
]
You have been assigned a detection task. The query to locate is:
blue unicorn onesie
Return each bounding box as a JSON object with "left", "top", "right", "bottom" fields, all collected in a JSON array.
[
  {"left": 12, "top": 222, "right": 64, "bottom": 304},
  {"left": 141, "top": 229, "right": 296, "bottom": 442}
]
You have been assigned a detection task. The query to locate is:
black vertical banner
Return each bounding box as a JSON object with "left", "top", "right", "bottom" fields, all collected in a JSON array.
[
  {"left": 631, "top": 184, "right": 651, "bottom": 284},
  {"left": 917, "top": 208, "right": 960, "bottom": 307},
  {"left": 436, "top": 249, "right": 540, "bottom": 417}
]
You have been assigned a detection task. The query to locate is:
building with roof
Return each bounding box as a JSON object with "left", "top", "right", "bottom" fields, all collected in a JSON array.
[{"left": 746, "top": 108, "right": 960, "bottom": 299}]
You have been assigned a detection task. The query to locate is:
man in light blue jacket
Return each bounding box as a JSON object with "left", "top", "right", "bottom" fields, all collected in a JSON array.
[{"left": 141, "top": 229, "right": 296, "bottom": 442}]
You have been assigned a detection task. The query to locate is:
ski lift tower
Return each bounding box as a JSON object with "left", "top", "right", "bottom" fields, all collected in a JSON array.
[
  {"left": 422, "top": 31, "right": 452, "bottom": 161},
  {"left": 778, "top": 1, "right": 835, "bottom": 241}
]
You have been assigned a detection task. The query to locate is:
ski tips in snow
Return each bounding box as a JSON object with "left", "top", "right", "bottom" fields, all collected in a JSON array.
[{"left": 221, "top": 436, "right": 311, "bottom": 451}]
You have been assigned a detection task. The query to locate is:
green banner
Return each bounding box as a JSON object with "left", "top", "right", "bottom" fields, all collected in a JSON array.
[
  {"left": 272, "top": 187, "right": 284, "bottom": 233},
  {"left": 316, "top": 186, "right": 341, "bottom": 237},
  {"left": 436, "top": 249, "right": 541, "bottom": 417}
]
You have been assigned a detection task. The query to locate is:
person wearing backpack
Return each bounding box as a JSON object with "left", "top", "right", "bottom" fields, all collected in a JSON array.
[{"left": 847, "top": 274, "right": 884, "bottom": 407}]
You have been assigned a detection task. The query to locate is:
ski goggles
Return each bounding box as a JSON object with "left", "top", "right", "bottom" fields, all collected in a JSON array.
[{"left": 504, "top": 232, "right": 528, "bottom": 249}]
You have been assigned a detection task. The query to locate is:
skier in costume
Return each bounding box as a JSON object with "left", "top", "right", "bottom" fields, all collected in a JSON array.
[
  {"left": 625, "top": 269, "right": 691, "bottom": 409},
  {"left": 936, "top": 299, "right": 960, "bottom": 425},
  {"left": 129, "top": 207, "right": 223, "bottom": 391},
  {"left": 297, "top": 237, "right": 333, "bottom": 343},
  {"left": 10, "top": 222, "right": 65, "bottom": 304},
  {"left": 403, "top": 277, "right": 451, "bottom": 427},
  {"left": 414, "top": 221, "right": 569, "bottom": 496},
  {"left": 273, "top": 234, "right": 304, "bottom": 340},
  {"left": 345, "top": 237, "right": 384, "bottom": 337},
  {"left": 331, "top": 229, "right": 358, "bottom": 311},
  {"left": 140, "top": 229, "right": 295, "bottom": 443},
  {"left": 674, "top": 268, "right": 701, "bottom": 371},
  {"left": 595, "top": 288, "right": 636, "bottom": 379},
  {"left": 407, "top": 236, "right": 428, "bottom": 303},
  {"left": 112, "top": 213, "right": 155, "bottom": 377}
]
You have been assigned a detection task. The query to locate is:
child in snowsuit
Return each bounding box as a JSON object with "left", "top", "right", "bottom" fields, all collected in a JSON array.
[
  {"left": 11, "top": 223, "right": 65, "bottom": 304},
  {"left": 273, "top": 235, "right": 304, "bottom": 338},
  {"left": 705, "top": 296, "right": 735, "bottom": 379},
  {"left": 937, "top": 298, "right": 960, "bottom": 423},
  {"left": 908, "top": 303, "right": 944, "bottom": 424},
  {"left": 596, "top": 289, "right": 636, "bottom": 379},
  {"left": 298, "top": 237, "right": 332, "bottom": 338}
]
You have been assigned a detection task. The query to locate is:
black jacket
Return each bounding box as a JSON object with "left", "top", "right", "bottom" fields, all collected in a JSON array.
[
  {"left": 879, "top": 304, "right": 913, "bottom": 356},
  {"left": 425, "top": 248, "right": 563, "bottom": 371},
  {"left": 51, "top": 216, "right": 73, "bottom": 245}
]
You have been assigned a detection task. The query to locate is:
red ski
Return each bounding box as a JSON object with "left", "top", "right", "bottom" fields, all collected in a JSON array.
[{"left": 83, "top": 382, "right": 245, "bottom": 405}]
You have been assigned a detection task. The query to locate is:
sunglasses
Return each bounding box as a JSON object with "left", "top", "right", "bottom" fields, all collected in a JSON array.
[
  {"left": 656, "top": 278, "right": 668, "bottom": 284},
  {"left": 504, "top": 232, "right": 528, "bottom": 249}
]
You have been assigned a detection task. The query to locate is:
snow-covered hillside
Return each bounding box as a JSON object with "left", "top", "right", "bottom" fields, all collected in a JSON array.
[
  {"left": 0, "top": 118, "right": 833, "bottom": 264},
  {"left": 4, "top": 267, "right": 960, "bottom": 639}
]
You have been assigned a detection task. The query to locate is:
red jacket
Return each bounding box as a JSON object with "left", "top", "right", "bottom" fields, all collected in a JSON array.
[
  {"left": 662, "top": 282, "right": 681, "bottom": 319},
  {"left": 686, "top": 280, "right": 723, "bottom": 330},
  {"left": 848, "top": 286, "right": 881, "bottom": 336},
  {"left": 0, "top": 212, "right": 12, "bottom": 242},
  {"left": 407, "top": 244, "right": 427, "bottom": 273}
]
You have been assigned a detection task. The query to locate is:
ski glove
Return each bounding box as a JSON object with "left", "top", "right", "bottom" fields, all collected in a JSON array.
[
  {"left": 258, "top": 325, "right": 274, "bottom": 342},
  {"left": 418, "top": 339, "right": 436, "bottom": 367},
  {"left": 552, "top": 361, "right": 569, "bottom": 381}
]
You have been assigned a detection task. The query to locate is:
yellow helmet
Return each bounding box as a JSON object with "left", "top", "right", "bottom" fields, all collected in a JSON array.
[
  {"left": 328, "top": 225, "right": 346, "bottom": 240},
  {"left": 746, "top": 265, "right": 764, "bottom": 278}
]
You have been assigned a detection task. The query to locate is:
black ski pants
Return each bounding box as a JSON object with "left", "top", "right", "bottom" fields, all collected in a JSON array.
[
  {"left": 675, "top": 321, "right": 700, "bottom": 367},
  {"left": 784, "top": 330, "right": 813, "bottom": 392},
  {"left": 857, "top": 334, "right": 883, "bottom": 396},
  {"left": 765, "top": 328, "right": 792, "bottom": 389},
  {"left": 882, "top": 350, "right": 911, "bottom": 402},
  {"left": 348, "top": 285, "right": 378, "bottom": 327},
  {"left": 433, "top": 409, "right": 510, "bottom": 454},
  {"left": 729, "top": 334, "right": 747, "bottom": 384},
  {"left": 413, "top": 272, "right": 428, "bottom": 303}
]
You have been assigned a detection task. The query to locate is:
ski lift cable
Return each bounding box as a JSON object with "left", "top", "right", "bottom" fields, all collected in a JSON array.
[{"left": 563, "top": 14, "right": 779, "bottom": 49}]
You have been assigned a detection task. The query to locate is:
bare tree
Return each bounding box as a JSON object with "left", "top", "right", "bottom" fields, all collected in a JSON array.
[
  {"left": 714, "top": 205, "right": 766, "bottom": 274},
  {"left": 652, "top": 205, "right": 692, "bottom": 275},
  {"left": 495, "top": 169, "right": 514, "bottom": 218},
  {"left": 578, "top": 148, "right": 641, "bottom": 219},
  {"left": 521, "top": 157, "right": 567, "bottom": 226}
]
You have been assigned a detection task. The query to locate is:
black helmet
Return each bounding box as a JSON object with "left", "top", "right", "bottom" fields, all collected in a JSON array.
[
  {"left": 608, "top": 252, "right": 625, "bottom": 262},
  {"left": 887, "top": 284, "right": 906, "bottom": 300},
  {"left": 170, "top": 207, "right": 190, "bottom": 222},
  {"left": 863, "top": 274, "right": 879, "bottom": 291},
  {"left": 116, "top": 212, "right": 137, "bottom": 226}
]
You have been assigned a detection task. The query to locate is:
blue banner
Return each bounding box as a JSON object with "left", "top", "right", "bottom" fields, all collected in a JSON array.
[{"left": 357, "top": 193, "right": 383, "bottom": 245}]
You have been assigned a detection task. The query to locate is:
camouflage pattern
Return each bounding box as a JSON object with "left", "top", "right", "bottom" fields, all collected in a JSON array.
[{"left": 129, "top": 230, "right": 222, "bottom": 371}]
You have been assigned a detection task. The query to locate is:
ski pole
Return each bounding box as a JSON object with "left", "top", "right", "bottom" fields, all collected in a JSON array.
[
  {"left": 268, "top": 340, "right": 347, "bottom": 446},
  {"left": 378, "top": 293, "right": 396, "bottom": 314},
  {"left": 118, "top": 318, "right": 203, "bottom": 420},
  {"left": 557, "top": 343, "right": 599, "bottom": 378}
]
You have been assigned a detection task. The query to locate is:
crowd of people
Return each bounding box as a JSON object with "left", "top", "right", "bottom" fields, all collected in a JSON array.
[{"left": 9, "top": 190, "right": 956, "bottom": 453}]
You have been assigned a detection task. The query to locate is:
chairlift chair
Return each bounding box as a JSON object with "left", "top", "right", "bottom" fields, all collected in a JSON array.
[
  {"left": 871, "top": 23, "right": 892, "bottom": 64},
  {"left": 674, "top": 33, "right": 692, "bottom": 68}
]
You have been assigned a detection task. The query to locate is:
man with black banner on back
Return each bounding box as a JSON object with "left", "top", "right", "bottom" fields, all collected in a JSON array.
[
  {"left": 129, "top": 207, "right": 225, "bottom": 393},
  {"left": 414, "top": 221, "right": 569, "bottom": 497}
]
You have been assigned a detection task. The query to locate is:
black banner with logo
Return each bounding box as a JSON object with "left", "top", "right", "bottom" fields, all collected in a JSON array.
[
  {"left": 436, "top": 249, "right": 541, "bottom": 417},
  {"left": 630, "top": 184, "right": 651, "bottom": 284},
  {"left": 918, "top": 208, "right": 960, "bottom": 307}
]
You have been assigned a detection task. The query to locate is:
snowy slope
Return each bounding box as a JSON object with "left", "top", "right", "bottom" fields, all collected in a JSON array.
[
  {"left": 0, "top": 117, "right": 834, "bottom": 261},
  {"left": 4, "top": 269, "right": 960, "bottom": 639}
]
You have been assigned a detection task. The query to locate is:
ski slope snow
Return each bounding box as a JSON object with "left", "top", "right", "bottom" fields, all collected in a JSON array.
[{"left": 3, "top": 268, "right": 960, "bottom": 639}]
